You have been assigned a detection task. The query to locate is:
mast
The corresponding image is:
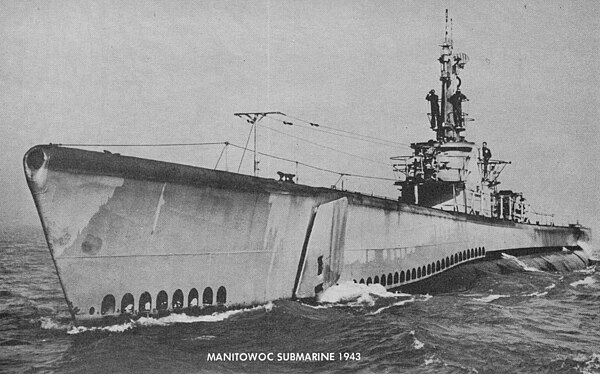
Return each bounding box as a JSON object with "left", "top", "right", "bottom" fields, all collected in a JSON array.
[
  {"left": 438, "top": 10, "right": 452, "bottom": 142},
  {"left": 234, "top": 112, "right": 283, "bottom": 176},
  {"left": 436, "top": 9, "right": 469, "bottom": 143}
]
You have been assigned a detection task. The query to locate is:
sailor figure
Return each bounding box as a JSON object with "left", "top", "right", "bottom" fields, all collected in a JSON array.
[
  {"left": 426, "top": 89, "right": 440, "bottom": 129},
  {"left": 448, "top": 89, "right": 467, "bottom": 127},
  {"left": 481, "top": 141, "right": 492, "bottom": 178}
]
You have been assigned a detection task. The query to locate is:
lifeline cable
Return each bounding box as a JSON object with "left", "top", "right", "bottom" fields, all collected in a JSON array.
[
  {"left": 56, "top": 140, "right": 395, "bottom": 181},
  {"left": 56, "top": 142, "right": 227, "bottom": 147},
  {"left": 228, "top": 143, "right": 396, "bottom": 181}
]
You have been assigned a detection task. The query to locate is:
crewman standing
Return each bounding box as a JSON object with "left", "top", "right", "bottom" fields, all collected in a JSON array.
[
  {"left": 425, "top": 89, "right": 440, "bottom": 129},
  {"left": 448, "top": 89, "right": 467, "bottom": 127},
  {"left": 481, "top": 141, "right": 492, "bottom": 178}
]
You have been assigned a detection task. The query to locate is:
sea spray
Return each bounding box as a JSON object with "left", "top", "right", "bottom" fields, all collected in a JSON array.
[
  {"left": 473, "top": 294, "right": 510, "bottom": 303},
  {"left": 570, "top": 276, "right": 597, "bottom": 288},
  {"left": 317, "top": 281, "right": 411, "bottom": 306},
  {"left": 65, "top": 302, "right": 275, "bottom": 335},
  {"left": 577, "top": 240, "right": 599, "bottom": 262},
  {"left": 501, "top": 253, "right": 542, "bottom": 272}
]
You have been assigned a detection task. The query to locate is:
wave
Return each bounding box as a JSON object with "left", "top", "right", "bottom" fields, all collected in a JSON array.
[
  {"left": 580, "top": 352, "right": 600, "bottom": 373},
  {"left": 317, "top": 281, "right": 422, "bottom": 314},
  {"left": 556, "top": 352, "right": 600, "bottom": 373},
  {"left": 410, "top": 331, "right": 424, "bottom": 350},
  {"left": 135, "top": 302, "right": 274, "bottom": 327},
  {"left": 577, "top": 240, "right": 600, "bottom": 262},
  {"left": 67, "top": 322, "right": 134, "bottom": 334},
  {"left": 186, "top": 335, "right": 216, "bottom": 341},
  {"left": 0, "top": 290, "right": 15, "bottom": 297},
  {"left": 473, "top": 294, "right": 510, "bottom": 303},
  {"left": 368, "top": 297, "right": 416, "bottom": 315},
  {"left": 466, "top": 282, "right": 554, "bottom": 300},
  {"left": 314, "top": 282, "right": 432, "bottom": 316},
  {"left": 570, "top": 276, "right": 597, "bottom": 288},
  {"left": 370, "top": 294, "right": 433, "bottom": 315},
  {"left": 501, "top": 253, "right": 542, "bottom": 272},
  {"left": 317, "top": 282, "right": 411, "bottom": 306},
  {"left": 424, "top": 354, "right": 443, "bottom": 366},
  {"left": 42, "top": 302, "right": 275, "bottom": 334},
  {"left": 39, "top": 316, "right": 73, "bottom": 331},
  {"left": 521, "top": 291, "right": 548, "bottom": 297},
  {"left": 575, "top": 265, "right": 597, "bottom": 275}
]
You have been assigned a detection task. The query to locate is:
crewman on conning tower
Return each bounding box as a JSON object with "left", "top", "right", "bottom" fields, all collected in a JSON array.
[
  {"left": 448, "top": 89, "right": 467, "bottom": 127},
  {"left": 426, "top": 89, "right": 440, "bottom": 129}
]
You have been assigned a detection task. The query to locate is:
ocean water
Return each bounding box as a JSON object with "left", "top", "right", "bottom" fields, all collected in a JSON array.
[{"left": 1, "top": 226, "right": 599, "bottom": 374}]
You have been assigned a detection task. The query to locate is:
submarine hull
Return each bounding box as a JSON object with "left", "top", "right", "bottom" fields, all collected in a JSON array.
[{"left": 24, "top": 145, "right": 590, "bottom": 321}]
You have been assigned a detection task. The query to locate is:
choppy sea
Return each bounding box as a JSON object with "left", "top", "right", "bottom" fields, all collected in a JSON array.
[{"left": 1, "top": 225, "right": 599, "bottom": 374}]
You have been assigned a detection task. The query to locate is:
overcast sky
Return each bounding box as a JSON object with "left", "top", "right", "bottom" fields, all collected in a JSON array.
[{"left": 1, "top": 0, "right": 598, "bottom": 241}]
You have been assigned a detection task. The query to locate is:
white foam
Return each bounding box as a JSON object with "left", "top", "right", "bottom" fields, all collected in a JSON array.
[
  {"left": 67, "top": 322, "right": 134, "bottom": 335},
  {"left": 582, "top": 353, "right": 600, "bottom": 373},
  {"left": 413, "top": 338, "right": 424, "bottom": 350},
  {"left": 368, "top": 294, "right": 431, "bottom": 315},
  {"left": 189, "top": 335, "right": 216, "bottom": 341},
  {"left": 39, "top": 316, "right": 72, "bottom": 331},
  {"left": 317, "top": 281, "right": 411, "bottom": 306},
  {"left": 575, "top": 266, "right": 596, "bottom": 275},
  {"left": 409, "top": 330, "right": 424, "bottom": 350},
  {"left": 66, "top": 302, "right": 274, "bottom": 334},
  {"left": 473, "top": 295, "right": 510, "bottom": 303},
  {"left": 522, "top": 291, "right": 548, "bottom": 297},
  {"left": 501, "top": 253, "right": 542, "bottom": 272},
  {"left": 424, "top": 354, "right": 442, "bottom": 366},
  {"left": 264, "top": 302, "right": 274, "bottom": 312},
  {"left": 137, "top": 302, "right": 274, "bottom": 326},
  {"left": 460, "top": 293, "right": 486, "bottom": 298},
  {"left": 570, "top": 276, "right": 597, "bottom": 288},
  {"left": 577, "top": 240, "right": 600, "bottom": 261},
  {"left": 544, "top": 283, "right": 556, "bottom": 290},
  {"left": 300, "top": 303, "right": 330, "bottom": 309},
  {"left": 368, "top": 297, "right": 415, "bottom": 315},
  {"left": 569, "top": 352, "right": 600, "bottom": 374}
]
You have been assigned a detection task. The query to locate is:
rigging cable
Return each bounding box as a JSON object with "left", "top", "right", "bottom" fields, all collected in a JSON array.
[
  {"left": 228, "top": 143, "right": 396, "bottom": 181},
  {"left": 264, "top": 116, "right": 405, "bottom": 150},
  {"left": 214, "top": 142, "right": 229, "bottom": 169},
  {"left": 269, "top": 113, "right": 413, "bottom": 149},
  {"left": 259, "top": 122, "right": 392, "bottom": 167},
  {"left": 237, "top": 123, "right": 255, "bottom": 173}
]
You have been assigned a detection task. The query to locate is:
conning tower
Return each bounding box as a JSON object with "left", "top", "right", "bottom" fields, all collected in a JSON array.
[{"left": 392, "top": 10, "right": 522, "bottom": 222}]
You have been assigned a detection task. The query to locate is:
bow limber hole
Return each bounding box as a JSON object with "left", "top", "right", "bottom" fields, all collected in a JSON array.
[{"left": 26, "top": 148, "right": 45, "bottom": 170}]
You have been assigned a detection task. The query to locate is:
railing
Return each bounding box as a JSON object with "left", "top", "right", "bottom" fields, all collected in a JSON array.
[
  {"left": 478, "top": 159, "right": 510, "bottom": 184},
  {"left": 494, "top": 195, "right": 527, "bottom": 222},
  {"left": 438, "top": 187, "right": 491, "bottom": 216},
  {"left": 528, "top": 210, "right": 578, "bottom": 227},
  {"left": 391, "top": 154, "right": 470, "bottom": 182}
]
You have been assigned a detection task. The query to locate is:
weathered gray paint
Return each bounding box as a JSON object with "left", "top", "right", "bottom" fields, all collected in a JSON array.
[{"left": 24, "top": 145, "right": 590, "bottom": 320}]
